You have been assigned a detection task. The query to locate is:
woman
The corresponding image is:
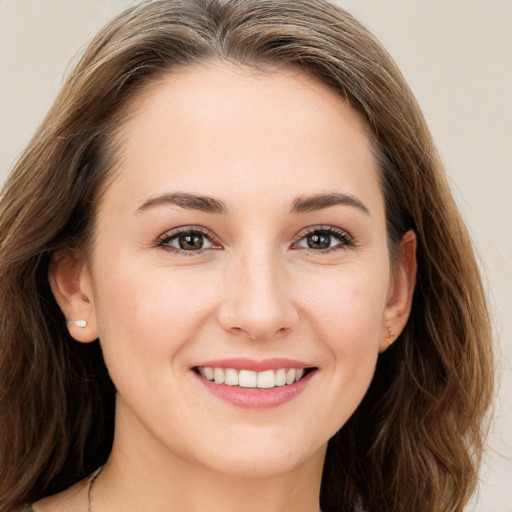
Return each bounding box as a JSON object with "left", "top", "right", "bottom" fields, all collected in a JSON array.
[{"left": 0, "top": 1, "right": 493, "bottom": 511}]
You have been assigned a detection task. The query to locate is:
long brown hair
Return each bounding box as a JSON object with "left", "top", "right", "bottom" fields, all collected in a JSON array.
[{"left": 0, "top": 1, "right": 493, "bottom": 511}]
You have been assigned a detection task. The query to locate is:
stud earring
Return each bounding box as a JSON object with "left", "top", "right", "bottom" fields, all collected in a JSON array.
[
  {"left": 386, "top": 326, "right": 395, "bottom": 346},
  {"left": 66, "top": 319, "right": 87, "bottom": 328}
]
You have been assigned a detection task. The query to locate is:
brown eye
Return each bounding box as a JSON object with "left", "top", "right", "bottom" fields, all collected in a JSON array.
[
  {"left": 159, "top": 229, "right": 215, "bottom": 252},
  {"left": 295, "top": 227, "right": 352, "bottom": 252},
  {"left": 178, "top": 233, "right": 204, "bottom": 250},
  {"left": 306, "top": 232, "right": 331, "bottom": 249}
]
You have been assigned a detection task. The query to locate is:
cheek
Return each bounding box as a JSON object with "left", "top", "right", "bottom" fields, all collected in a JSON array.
[
  {"left": 331, "top": 290, "right": 382, "bottom": 375},
  {"left": 90, "top": 257, "right": 219, "bottom": 378},
  {"left": 303, "top": 262, "right": 389, "bottom": 345},
  {"left": 300, "top": 264, "right": 388, "bottom": 415}
]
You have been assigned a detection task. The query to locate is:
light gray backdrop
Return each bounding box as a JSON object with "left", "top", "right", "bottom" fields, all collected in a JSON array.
[{"left": 1, "top": 1, "right": 510, "bottom": 511}]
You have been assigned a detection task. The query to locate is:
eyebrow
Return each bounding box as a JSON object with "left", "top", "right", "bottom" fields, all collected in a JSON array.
[
  {"left": 290, "top": 192, "right": 370, "bottom": 215},
  {"left": 135, "top": 191, "right": 369, "bottom": 216},
  {"left": 135, "top": 192, "right": 229, "bottom": 215}
]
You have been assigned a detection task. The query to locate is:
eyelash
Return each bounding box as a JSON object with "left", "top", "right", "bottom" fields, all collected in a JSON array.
[
  {"left": 157, "top": 226, "right": 220, "bottom": 257},
  {"left": 157, "top": 225, "right": 354, "bottom": 256},
  {"left": 292, "top": 225, "right": 354, "bottom": 254}
]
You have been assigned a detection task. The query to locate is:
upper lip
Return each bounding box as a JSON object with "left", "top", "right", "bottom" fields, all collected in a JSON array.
[{"left": 193, "top": 358, "right": 314, "bottom": 372}]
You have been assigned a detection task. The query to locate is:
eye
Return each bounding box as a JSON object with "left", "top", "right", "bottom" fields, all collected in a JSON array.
[
  {"left": 294, "top": 226, "right": 353, "bottom": 252},
  {"left": 158, "top": 227, "right": 218, "bottom": 253}
]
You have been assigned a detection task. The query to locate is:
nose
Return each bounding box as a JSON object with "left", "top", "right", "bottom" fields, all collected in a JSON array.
[{"left": 217, "top": 249, "right": 299, "bottom": 341}]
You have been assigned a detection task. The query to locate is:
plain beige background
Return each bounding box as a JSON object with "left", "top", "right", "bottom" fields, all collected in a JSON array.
[{"left": 1, "top": 1, "right": 510, "bottom": 511}]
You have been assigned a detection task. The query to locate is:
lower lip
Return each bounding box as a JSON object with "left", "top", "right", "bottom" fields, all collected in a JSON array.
[{"left": 195, "top": 370, "right": 315, "bottom": 409}]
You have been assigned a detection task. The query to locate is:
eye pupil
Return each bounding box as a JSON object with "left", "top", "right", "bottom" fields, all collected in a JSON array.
[
  {"left": 307, "top": 232, "right": 331, "bottom": 249},
  {"left": 179, "top": 233, "right": 203, "bottom": 250}
]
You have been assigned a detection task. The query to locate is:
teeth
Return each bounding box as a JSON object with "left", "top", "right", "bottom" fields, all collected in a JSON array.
[
  {"left": 224, "top": 368, "right": 239, "bottom": 386},
  {"left": 213, "top": 367, "right": 225, "bottom": 384},
  {"left": 275, "top": 368, "right": 286, "bottom": 386},
  {"left": 239, "top": 370, "right": 257, "bottom": 388},
  {"left": 257, "top": 369, "right": 275, "bottom": 389},
  {"left": 197, "top": 366, "right": 308, "bottom": 389}
]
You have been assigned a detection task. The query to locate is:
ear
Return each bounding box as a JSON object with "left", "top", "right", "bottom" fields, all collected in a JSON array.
[
  {"left": 379, "top": 230, "right": 417, "bottom": 353},
  {"left": 49, "top": 250, "right": 98, "bottom": 343}
]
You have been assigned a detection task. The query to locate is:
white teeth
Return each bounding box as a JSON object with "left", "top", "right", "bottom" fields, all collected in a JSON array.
[
  {"left": 224, "top": 368, "right": 239, "bottom": 386},
  {"left": 238, "top": 370, "right": 257, "bottom": 388},
  {"left": 213, "top": 367, "right": 225, "bottom": 384},
  {"left": 275, "top": 368, "right": 286, "bottom": 386},
  {"left": 198, "top": 366, "right": 309, "bottom": 388},
  {"left": 257, "top": 369, "right": 275, "bottom": 389},
  {"left": 286, "top": 368, "right": 296, "bottom": 385}
]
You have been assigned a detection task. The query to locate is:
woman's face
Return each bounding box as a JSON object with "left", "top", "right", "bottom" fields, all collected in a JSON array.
[{"left": 67, "top": 62, "right": 412, "bottom": 476}]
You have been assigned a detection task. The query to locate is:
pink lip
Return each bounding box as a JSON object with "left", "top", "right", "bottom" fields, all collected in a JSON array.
[
  {"left": 193, "top": 358, "right": 312, "bottom": 372},
  {"left": 193, "top": 365, "right": 316, "bottom": 409}
]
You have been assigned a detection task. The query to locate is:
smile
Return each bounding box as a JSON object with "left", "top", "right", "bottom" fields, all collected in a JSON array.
[
  {"left": 193, "top": 358, "right": 317, "bottom": 408},
  {"left": 197, "top": 367, "right": 308, "bottom": 389}
]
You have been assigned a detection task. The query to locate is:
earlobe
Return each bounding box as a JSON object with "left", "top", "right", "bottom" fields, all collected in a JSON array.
[
  {"left": 49, "top": 251, "right": 98, "bottom": 343},
  {"left": 379, "top": 230, "right": 417, "bottom": 353}
]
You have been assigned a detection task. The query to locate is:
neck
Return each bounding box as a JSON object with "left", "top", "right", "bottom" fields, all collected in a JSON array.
[{"left": 94, "top": 402, "right": 325, "bottom": 512}]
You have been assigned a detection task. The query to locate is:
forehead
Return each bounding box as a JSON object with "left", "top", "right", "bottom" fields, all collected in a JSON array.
[{"left": 103, "top": 61, "right": 381, "bottom": 215}]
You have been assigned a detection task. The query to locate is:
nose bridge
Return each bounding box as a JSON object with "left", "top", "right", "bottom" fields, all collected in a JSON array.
[{"left": 218, "top": 241, "right": 298, "bottom": 340}]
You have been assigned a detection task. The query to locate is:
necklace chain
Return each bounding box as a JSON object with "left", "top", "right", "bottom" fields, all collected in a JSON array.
[{"left": 87, "top": 466, "right": 103, "bottom": 512}]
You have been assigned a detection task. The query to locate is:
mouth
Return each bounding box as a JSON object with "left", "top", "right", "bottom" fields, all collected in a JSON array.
[
  {"left": 195, "top": 366, "right": 316, "bottom": 389},
  {"left": 192, "top": 358, "right": 318, "bottom": 408}
]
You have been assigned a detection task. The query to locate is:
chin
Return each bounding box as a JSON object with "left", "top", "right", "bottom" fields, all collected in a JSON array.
[{"left": 188, "top": 433, "right": 325, "bottom": 478}]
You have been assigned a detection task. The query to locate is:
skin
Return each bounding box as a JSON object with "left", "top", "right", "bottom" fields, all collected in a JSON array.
[{"left": 44, "top": 62, "right": 416, "bottom": 512}]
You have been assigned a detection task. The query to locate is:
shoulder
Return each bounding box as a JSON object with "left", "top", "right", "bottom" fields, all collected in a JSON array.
[{"left": 29, "top": 478, "right": 89, "bottom": 512}]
